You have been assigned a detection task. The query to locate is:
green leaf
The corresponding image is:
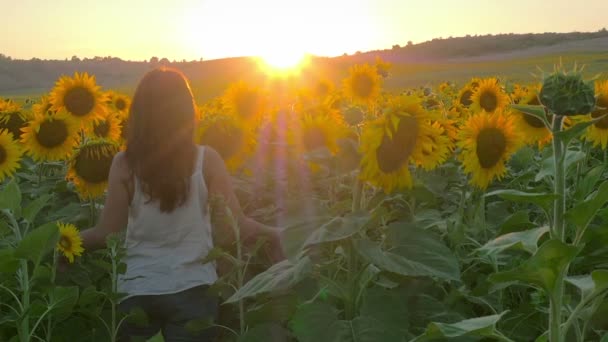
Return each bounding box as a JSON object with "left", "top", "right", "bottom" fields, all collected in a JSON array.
[
  {"left": 489, "top": 239, "right": 581, "bottom": 293},
  {"left": 23, "top": 194, "right": 52, "bottom": 223},
  {"left": 360, "top": 287, "right": 410, "bottom": 335},
  {"left": 0, "top": 248, "right": 19, "bottom": 273},
  {"left": 511, "top": 104, "right": 549, "bottom": 127},
  {"left": 289, "top": 302, "right": 402, "bottom": 342},
  {"left": 485, "top": 189, "right": 557, "bottom": 213},
  {"left": 574, "top": 165, "right": 604, "bottom": 202},
  {"left": 224, "top": 256, "right": 312, "bottom": 303},
  {"left": 565, "top": 269, "right": 608, "bottom": 301},
  {"left": 554, "top": 115, "right": 605, "bottom": 146},
  {"left": 245, "top": 294, "right": 298, "bottom": 325},
  {"left": 354, "top": 236, "right": 460, "bottom": 282},
  {"left": 239, "top": 323, "right": 290, "bottom": 342},
  {"left": 49, "top": 286, "right": 79, "bottom": 315},
  {"left": 566, "top": 180, "right": 608, "bottom": 230},
  {"left": 478, "top": 226, "right": 550, "bottom": 256},
  {"left": 280, "top": 216, "right": 332, "bottom": 258},
  {"left": 535, "top": 150, "right": 586, "bottom": 181},
  {"left": 145, "top": 332, "right": 165, "bottom": 342},
  {"left": 412, "top": 312, "right": 508, "bottom": 341},
  {"left": 14, "top": 222, "right": 59, "bottom": 264},
  {"left": 497, "top": 210, "right": 535, "bottom": 234},
  {"left": 289, "top": 301, "right": 339, "bottom": 342},
  {"left": 0, "top": 180, "right": 21, "bottom": 215},
  {"left": 303, "top": 213, "right": 369, "bottom": 248}
]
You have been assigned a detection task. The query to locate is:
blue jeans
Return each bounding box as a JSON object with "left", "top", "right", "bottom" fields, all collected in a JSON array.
[{"left": 118, "top": 285, "right": 219, "bottom": 342}]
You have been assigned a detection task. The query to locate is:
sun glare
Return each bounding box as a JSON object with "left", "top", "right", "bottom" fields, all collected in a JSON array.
[{"left": 259, "top": 51, "right": 308, "bottom": 75}]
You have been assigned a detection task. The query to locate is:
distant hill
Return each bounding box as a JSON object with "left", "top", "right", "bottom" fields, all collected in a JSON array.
[{"left": 1, "top": 30, "right": 608, "bottom": 100}]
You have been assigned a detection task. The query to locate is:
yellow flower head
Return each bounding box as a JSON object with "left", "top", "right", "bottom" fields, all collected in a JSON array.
[
  {"left": 0, "top": 107, "right": 31, "bottom": 141},
  {"left": 292, "top": 105, "right": 349, "bottom": 155},
  {"left": 513, "top": 85, "right": 552, "bottom": 148},
  {"left": 56, "top": 222, "right": 84, "bottom": 263},
  {"left": 359, "top": 95, "right": 433, "bottom": 193},
  {"left": 50, "top": 72, "right": 108, "bottom": 124},
  {"left": 583, "top": 80, "right": 608, "bottom": 149},
  {"left": 86, "top": 112, "right": 122, "bottom": 142},
  {"left": 458, "top": 110, "right": 522, "bottom": 189},
  {"left": 222, "top": 81, "right": 267, "bottom": 123},
  {"left": 343, "top": 63, "right": 382, "bottom": 106},
  {"left": 470, "top": 78, "right": 510, "bottom": 114},
  {"left": 106, "top": 91, "right": 131, "bottom": 119},
  {"left": 0, "top": 129, "right": 23, "bottom": 182},
  {"left": 20, "top": 111, "right": 80, "bottom": 161},
  {"left": 67, "top": 140, "right": 119, "bottom": 199},
  {"left": 196, "top": 112, "right": 256, "bottom": 172}
]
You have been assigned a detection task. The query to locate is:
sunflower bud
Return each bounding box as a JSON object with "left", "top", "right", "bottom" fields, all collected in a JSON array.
[{"left": 539, "top": 71, "right": 595, "bottom": 116}]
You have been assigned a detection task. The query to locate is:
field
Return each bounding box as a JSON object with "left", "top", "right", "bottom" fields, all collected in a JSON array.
[{"left": 1, "top": 51, "right": 608, "bottom": 342}]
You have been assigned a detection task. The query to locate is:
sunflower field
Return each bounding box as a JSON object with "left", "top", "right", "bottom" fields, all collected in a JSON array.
[{"left": 2, "top": 60, "right": 608, "bottom": 342}]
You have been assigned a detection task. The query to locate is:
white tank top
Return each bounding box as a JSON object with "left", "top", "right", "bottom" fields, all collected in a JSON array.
[{"left": 118, "top": 146, "right": 217, "bottom": 300}]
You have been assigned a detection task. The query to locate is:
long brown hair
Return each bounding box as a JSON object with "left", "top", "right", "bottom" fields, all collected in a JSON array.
[{"left": 125, "top": 67, "right": 197, "bottom": 212}]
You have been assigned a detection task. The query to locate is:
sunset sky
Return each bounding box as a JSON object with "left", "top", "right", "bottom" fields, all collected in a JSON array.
[{"left": 3, "top": 0, "right": 607, "bottom": 62}]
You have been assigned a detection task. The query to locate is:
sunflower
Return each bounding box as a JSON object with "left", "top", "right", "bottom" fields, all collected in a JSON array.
[
  {"left": 359, "top": 95, "right": 434, "bottom": 193},
  {"left": 512, "top": 86, "right": 552, "bottom": 148},
  {"left": 50, "top": 72, "right": 107, "bottom": 124},
  {"left": 0, "top": 109, "right": 31, "bottom": 141},
  {"left": 374, "top": 57, "right": 391, "bottom": 78},
  {"left": 20, "top": 111, "right": 80, "bottom": 161},
  {"left": 458, "top": 111, "right": 521, "bottom": 189},
  {"left": 106, "top": 91, "right": 131, "bottom": 119},
  {"left": 56, "top": 222, "right": 84, "bottom": 263},
  {"left": 510, "top": 84, "right": 528, "bottom": 104},
  {"left": 457, "top": 85, "right": 475, "bottom": 108},
  {"left": 583, "top": 80, "right": 608, "bottom": 148},
  {"left": 222, "top": 81, "right": 267, "bottom": 123},
  {"left": 343, "top": 63, "right": 382, "bottom": 106},
  {"left": 469, "top": 78, "right": 510, "bottom": 114},
  {"left": 32, "top": 95, "right": 55, "bottom": 116},
  {"left": 86, "top": 112, "right": 122, "bottom": 142},
  {"left": 0, "top": 129, "right": 23, "bottom": 182},
  {"left": 66, "top": 140, "right": 119, "bottom": 199},
  {"left": 196, "top": 112, "right": 256, "bottom": 172},
  {"left": 412, "top": 121, "right": 451, "bottom": 171},
  {"left": 0, "top": 98, "right": 20, "bottom": 113},
  {"left": 293, "top": 110, "right": 349, "bottom": 155}
]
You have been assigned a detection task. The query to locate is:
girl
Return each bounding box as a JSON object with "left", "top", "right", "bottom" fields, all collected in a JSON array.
[{"left": 80, "top": 67, "right": 283, "bottom": 341}]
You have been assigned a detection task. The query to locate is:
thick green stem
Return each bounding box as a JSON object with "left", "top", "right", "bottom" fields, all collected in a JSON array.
[
  {"left": 549, "top": 276, "right": 564, "bottom": 342},
  {"left": 551, "top": 116, "right": 565, "bottom": 241},
  {"left": 19, "top": 260, "right": 30, "bottom": 342},
  {"left": 549, "top": 115, "right": 566, "bottom": 342}
]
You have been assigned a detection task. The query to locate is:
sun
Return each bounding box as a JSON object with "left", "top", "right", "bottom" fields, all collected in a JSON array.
[{"left": 258, "top": 51, "right": 308, "bottom": 75}]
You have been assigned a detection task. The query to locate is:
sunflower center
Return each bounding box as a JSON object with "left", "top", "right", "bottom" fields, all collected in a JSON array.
[
  {"left": 302, "top": 126, "right": 328, "bottom": 151},
  {"left": 375, "top": 116, "right": 419, "bottom": 173},
  {"left": 352, "top": 74, "right": 374, "bottom": 99},
  {"left": 59, "top": 235, "right": 72, "bottom": 250},
  {"left": 74, "top": 148, "right": 114, "bottom": 184},
  {"left": 36, "top": 119, "right": 68, "bottom": 148},
  {"left": 0, "top": 113, "right": 27, "bottom": 139},
  {"left": 460, "top": 90, "right": 473, "bottom": 107},
  {"left": 0, "top": 145, "right": 6, "bottom": 165},
  {"left": 479, "top": 91, "right": 498, "bottom": 112},
  {"left": 476, "top": 128, "right": 506, "bottom": 169},
  {"left": 94, "top": 120, "right": 110, "bottom": 137},
  {"left": 64, "top": 86, "right": 95, "bottom": 116},
  {"left": 592, "top": 98, "right": 608, "bottom": 129},
  {"left": 115, "top": 98, "right": 127, "bottom": 111}
]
